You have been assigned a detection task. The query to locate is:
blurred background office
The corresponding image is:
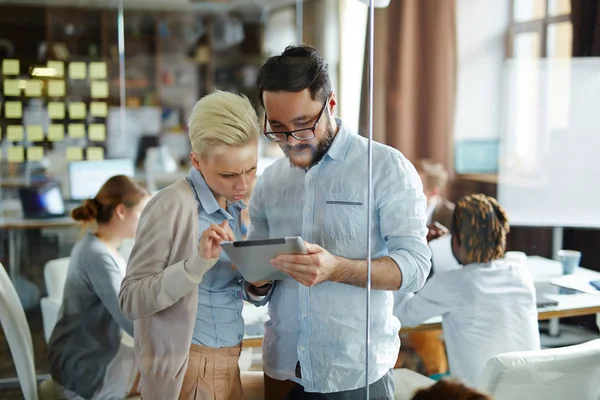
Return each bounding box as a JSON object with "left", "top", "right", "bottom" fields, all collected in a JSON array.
[{"left": 1, "top": 0, "right": 600, "bottom": 399}]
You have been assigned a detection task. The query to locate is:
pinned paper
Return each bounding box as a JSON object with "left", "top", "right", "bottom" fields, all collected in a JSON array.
[
  {"left": 48, "top": 80, "right": 66, "bottom": 97},
  {"left": 2, "top": 59, "right": 19, "bottom": 75},
  {"left": 47, "top": 61, "right": 65, "bottom": 78},
  {"left": 89, "top": 62, "right": 107, "bottom": 79},
  {"left": 68, "top": 124, "right": 85, "bottom": 139},
  {"left": 25, "top": 80, "right": 43, "bottom": 97},
  {"left": 66, "top": 147, "right": 84, "bottom": 161},
  {"left": 5, "top": 101, "right": 22, "bottom": 118},
  {"left": 27, "top": 125, "right": 44, "bottom": 142},
  {"left": 27, "top": 146, "right": 44, "bottom": 161},
  {"left": 3, "top": 80, "right": 20, "bottom": 96},
  {"left": 68, "top": 102, "right": 86, "bottom": 119},
  {"left": 48, "top": 124, "right": 65, "bottom": 142},
  {"left": 48, "top": 102, "right": 66, "bottom": 119},
  {"left": 7, "top": 125, "right": 24, "bottom": 141},
  {"left": 91, "top": 81, "right": 109, "bottom": 98},
  {"left": 7, "top": 146, "right": 24, "bottom": 162},
  {"left": 69, "top": 62, "right": 87, "bottom": 80},
  {"left": 87, "top": 146, "right": 104, "bottom": 161},
  {"left": 90, "top": 102, "right": 108, "bottom": 117},
  {"left": 88, "top": 124, "right": 106, "bottom": 141}
]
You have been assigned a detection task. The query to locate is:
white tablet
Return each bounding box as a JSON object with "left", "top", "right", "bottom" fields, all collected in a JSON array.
[{"left": 221, "top": 237, "right": 307, "bottom": 282}]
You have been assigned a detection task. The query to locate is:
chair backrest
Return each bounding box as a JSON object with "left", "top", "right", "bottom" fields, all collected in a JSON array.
[
  {"left": 0, "top": 263, "right": 38, "bottom": 400},
  {"left": 43, "top": 258, "right": 69, "bottom": 299},
  {"left": 478, "top": 339, "right": 600, "bottom": 400}
]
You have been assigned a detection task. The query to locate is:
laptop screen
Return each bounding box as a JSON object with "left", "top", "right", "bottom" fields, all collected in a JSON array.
[
  {"left": 68, "top": 159, "right": 135, "bottom": 201},
  {"left": 19, "top": 183, "right": 66, "bottom": 218}
]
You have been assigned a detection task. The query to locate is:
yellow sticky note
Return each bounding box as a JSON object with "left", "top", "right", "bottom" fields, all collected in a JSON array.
[
  {"left": 48, "top": 102, "right": 66, "bottom": 119},
  {"left": 91, "top": 80, "right": 109, "bottom": 98},
  {"left": 25, "top": 80, "right": 43, "bottom": 97},
  {"left": 47, "top": 61, "right": 64, "bottom": 78},
  {"left": 3, "top": 79, "right": 20, "bottom": 96},
  {"left": 5, "top": 101, "right": 22, "bottom": 118},
  {"left": 48, "top": 124, "right": 64, "bottom": 142},
  {"left": 87, "top": 146, "right": 104, "bottom": 161},
  {"left": 2, "top": 59, "right": 19, "bottom": 75},
  {"left": 66, "top": 147, "right": 83, "bottom": 161},
  {"left": 68, "top": 124, "right": 85, "bottom": 139},
  {"left": 48, "top": 80, "right": 66, "bottom": 97},
  {"left": 7, "top": 146, "right": 24, "bottom": 162},
  {"left": 7, "top": 125, "right": 24, "bottom": 141},
  {"left": 88, "top": 124, "right": 106, "bottom": 141},
  {"left": 69, "top": 102, "right": 86, "bottom": 119},
  {"left": 90, "top": 102, "right": 108, "bottom": 117},
  {"left": 27, "top": 125, "right": 44, "bottom": 142},
  {"left": 27, "top": 146, "right": 44, "bottom": 161},
  {"left": 69, "top": 62, "right": 87, "bottom": 80},
  {"left": 89, "top": 62, "right": 107, "bottom": 79}
]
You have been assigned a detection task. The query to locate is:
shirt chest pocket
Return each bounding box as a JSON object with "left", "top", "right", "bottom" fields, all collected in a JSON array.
[{"left": 323, "top": 193, "right": 366, "bottom": 240}]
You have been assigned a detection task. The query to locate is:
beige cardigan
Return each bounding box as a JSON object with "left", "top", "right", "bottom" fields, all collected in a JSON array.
[{"left": 119, "top": 178, "right": 218, "bottom": 400}]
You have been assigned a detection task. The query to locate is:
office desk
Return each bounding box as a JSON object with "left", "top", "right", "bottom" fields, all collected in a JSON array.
[
  {"left": 242, "top": 256, "right": 600, "bottom": 347},
  {"left": 0, "top": 216, "right": 77, "bottom": 281}
]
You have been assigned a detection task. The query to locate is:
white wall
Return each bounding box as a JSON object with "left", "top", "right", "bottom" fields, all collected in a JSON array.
[{"left": 454, "top": 0, "right": 510, "bottom": 141}]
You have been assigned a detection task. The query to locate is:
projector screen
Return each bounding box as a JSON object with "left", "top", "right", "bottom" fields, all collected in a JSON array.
[{"left": 498, "top": 58, "right": 600, "bottom": 229}]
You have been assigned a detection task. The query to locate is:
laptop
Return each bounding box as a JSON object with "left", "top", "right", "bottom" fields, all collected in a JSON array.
[{"left": 19, "top": 182, "right": 67, "bottom": 219}]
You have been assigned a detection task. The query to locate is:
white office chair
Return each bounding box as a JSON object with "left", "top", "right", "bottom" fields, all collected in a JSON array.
[
  {"left": 0, "top": 262, "right": 58, "bottom": 400},
  {"left": 40, "top": 258, "right": 70, "bottom": 343},
  {"left": 43, "top": 257, "right": 69, "bottom": 299},
  {"left": 478, "top": 339, "right": 600, "bottom": 400}
]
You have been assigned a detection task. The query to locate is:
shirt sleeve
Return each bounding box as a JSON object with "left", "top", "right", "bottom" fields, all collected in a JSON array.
[
  {"left": 86, "top": 254, "right": 134, "bottom": 336},
  {"left": 376, "top": 152, "right": 432, "bottom": 292},
  {"left": 242, "top": 177, "right": 275, "bottom": 307},
  {"left": 119, "top": 194, "right": 218, "bottom": 320},
  {"left": 394, "top": 272, "right": 460, "bottom": 327}
]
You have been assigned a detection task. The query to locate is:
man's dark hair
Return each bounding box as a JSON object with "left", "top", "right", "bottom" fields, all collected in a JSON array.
[{"left": 257, "top": 44, "right": 331, "bottom": 107}]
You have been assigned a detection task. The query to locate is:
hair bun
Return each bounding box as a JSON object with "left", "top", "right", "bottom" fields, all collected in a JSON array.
[{"left": 71, "top": 198, "right": 98, "bottom": 222}]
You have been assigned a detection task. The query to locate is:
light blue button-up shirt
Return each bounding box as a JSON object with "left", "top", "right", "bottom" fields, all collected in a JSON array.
[
  {"left": 247, "top": 119, "right": 431, "bottom": 393},
  {"left": 187, "top": 168, "right": 246, "bottom": 347}
]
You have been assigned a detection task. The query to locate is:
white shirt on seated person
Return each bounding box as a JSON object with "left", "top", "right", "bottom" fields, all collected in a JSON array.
[{"left": 395, "top": 194, "right": 541, "bottom": 387}]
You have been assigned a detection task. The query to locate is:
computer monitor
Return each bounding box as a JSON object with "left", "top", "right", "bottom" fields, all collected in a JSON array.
[{"left": 68, "top": 159, "right": 135, "bottom": 201}]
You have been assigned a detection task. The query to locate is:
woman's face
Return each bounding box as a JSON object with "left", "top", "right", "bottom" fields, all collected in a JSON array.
[
  {"left": 118, "top": 196, "right": 150, "bottom": 239},
  {"left": 193, "top": 142, "right": 258, "bottom": 204}
]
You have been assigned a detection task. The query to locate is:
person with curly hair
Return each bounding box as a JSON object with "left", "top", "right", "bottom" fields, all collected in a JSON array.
[{"left": 395, "top": 194, "right": 540, "bottom": 386}]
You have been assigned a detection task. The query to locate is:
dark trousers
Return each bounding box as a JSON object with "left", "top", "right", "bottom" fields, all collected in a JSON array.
[{"left": 264, "top": 370, "right": 394, "bottom": 400}]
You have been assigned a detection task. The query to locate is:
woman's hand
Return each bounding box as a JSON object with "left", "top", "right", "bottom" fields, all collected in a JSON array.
[{"left": 198, "top": 220, "right": 235, "bottom": 260}]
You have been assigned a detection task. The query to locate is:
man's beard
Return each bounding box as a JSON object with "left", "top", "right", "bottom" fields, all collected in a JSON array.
[{"left": 281, "top": 124, "right": 336, "bottom": 170}]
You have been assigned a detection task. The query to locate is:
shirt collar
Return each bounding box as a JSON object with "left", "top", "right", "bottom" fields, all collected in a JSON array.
[
  {"left": 326, "top": 118, "right": 352, "bottom": 161},
  {"left": 188, "top": 168, "right": 246, "bottom": 215}
]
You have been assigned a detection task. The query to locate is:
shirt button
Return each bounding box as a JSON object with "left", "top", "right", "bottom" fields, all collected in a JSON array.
[
  {"left": 302, "top": 313, "right": 307, "bottom": 318},
  {"left": 237, "top": 310, "right": 241, "bottom": 314},
  {"left": 305, "top": 207, "right": 311, "bottom": 212},
  {"left": 299, "top": 346, "right": 305, "bottom": 352},
  {"left": 238, "top": 334, "right": 243, "bottom": 340},
  {"left": 307, "top": 174, "right": 312, "bottom": 179}
]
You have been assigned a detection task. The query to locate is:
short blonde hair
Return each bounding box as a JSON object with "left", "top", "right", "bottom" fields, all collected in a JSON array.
[
  {"left": 415, "top": 159, "right": 449, "bottom": 190},
  {"left": 188, "top": 91, "right": 260, "bottom": 158}
]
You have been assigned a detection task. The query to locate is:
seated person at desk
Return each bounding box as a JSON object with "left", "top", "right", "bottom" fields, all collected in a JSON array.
[
  {"left": 395, "top": 194, "right": 540, "bottom": 387},
  {"left": 48, "top": 175, "right": 150, "bottom": 399},
  {"left": 119, "top": 91, "right": 265, "bottom": 400},
  {"left": 395, "top": 160, "right": 453, "bottom": 379},
  {"left": 415, "top": 159, "right": 454, "bottom": 230}
]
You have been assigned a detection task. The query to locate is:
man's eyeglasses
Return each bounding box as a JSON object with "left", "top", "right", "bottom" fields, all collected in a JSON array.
[{"left": 263, "top": 96, "right": 329, "bottom": 143}]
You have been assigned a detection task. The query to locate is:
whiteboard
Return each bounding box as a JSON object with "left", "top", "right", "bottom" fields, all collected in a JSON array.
[{"left": 498, "top": 58, "right": 600, "bottom": 228}]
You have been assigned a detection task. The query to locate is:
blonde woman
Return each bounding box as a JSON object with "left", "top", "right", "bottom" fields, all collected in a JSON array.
[{"left": 119, "top": 91, "right": 269, "bottom": 400}]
